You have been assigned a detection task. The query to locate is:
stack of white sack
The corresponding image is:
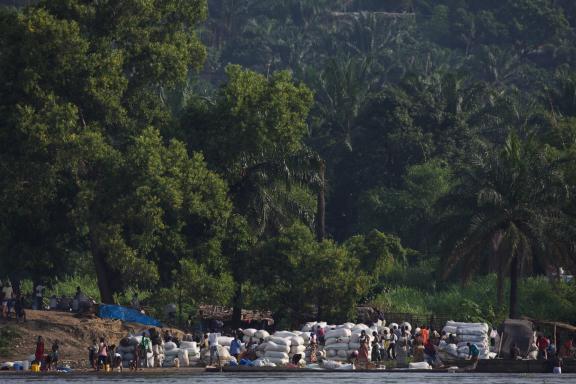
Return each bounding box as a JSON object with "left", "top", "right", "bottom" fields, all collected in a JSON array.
[
  {"left": 164, "top": 341, "right": 190, "bottom": 367},
  {"left": 437, "top": 340, "right": 459, "bottom": 361},
  {"left": 301, "top": 322, "right": 328, "bottom": 333},
  {"left": 151, "top": 342, "right": 165, "bottom": 367},
  {"left": 322, "top": 323, "right": 375, "bottom": 362},
  {"left": 180, "top": 341, "right": 200, "bottom": 363},
  {"left": 349, "top": 324, "right": 373, "bottom": 359},
  {"left": 286, "top": 333, "right": 306, "bottom": 363},
  {"left": 118, "top": 336, "right": 154, "bottom": 368},
  {"left": 241, "top": 328, "right": 258, "bottom": 344},
  {"left": 241, "top": 328, "right": 270, "bottom": 343},
  {"left": 200, "top": 344, "right": 231, "bottom": 365},
  {"left": 218, "top": 336, "right": 234, "bottom": 347},
  {"left": 324, "top": 327, "right": 352, "bottom": 361},
  {"left": 263, "top": 336, "right": 291, "bottom": 365},
  {"left": 443, "top": 321, "right": 491, "bottom": 359},
  {"left": 117, "top": 337, "right": 138, "bottom": 368}
]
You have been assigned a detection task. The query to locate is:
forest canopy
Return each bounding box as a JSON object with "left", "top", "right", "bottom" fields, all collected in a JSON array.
[{"left": 1, "top": 0, "right": 576, "bottom": 326}]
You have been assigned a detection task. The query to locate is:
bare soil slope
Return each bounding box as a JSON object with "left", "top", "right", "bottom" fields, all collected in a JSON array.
[{"left": 0, "top": 310, "right": 184, "bottom": 366}]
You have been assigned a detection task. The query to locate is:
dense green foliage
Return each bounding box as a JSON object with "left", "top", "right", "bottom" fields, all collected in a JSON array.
[
  {"left": 1, "top": 0, "right": 576, "bottom": 325},
  {"left": 375, "top": 275, "right": 576, "bottom": 325}
]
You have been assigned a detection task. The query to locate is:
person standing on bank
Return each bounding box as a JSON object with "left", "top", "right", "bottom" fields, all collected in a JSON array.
[{"left": 34, "top": 284, "right": 45, "bottom": 310}]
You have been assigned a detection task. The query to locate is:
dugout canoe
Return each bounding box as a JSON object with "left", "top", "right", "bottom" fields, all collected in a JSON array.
[{"left": 205, "top": 359, "right": 576, "bottom": 374}]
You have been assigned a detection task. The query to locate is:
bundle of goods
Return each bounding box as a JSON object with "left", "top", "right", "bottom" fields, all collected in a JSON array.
[
  {"left": 442, "top": 321, "right": 491, "bottom": 360},
  {"left": 217, "top": 336, "right": 234, "bottom": 347},
  {"left": 118, "top": 336, "right": 155, "bottom": 368},
  {"left": 163, "top": 341, "right": 190, "bottom": 367},
  {"left": 253, "top": 358, "right": 277, "bottom": 367},
  {"left": 201, "top": 344, "right": 231, "bottom": 365},
  {"left": 286, "top": 333, "right": 306, "bottom": 363},
  {"left": 263, "top": 336, "right": 291, "bottom": 366},
  {"left": 324, "top": 327, "right": 352, "bottom": 361},
  {"left": 401, "top": 322, "right": 412, "bottom": 333},
  {"left": 151, "top": 342, "right": 165, "bottom": 367},
  {"left": 409, "top": 361, "right": 432, "bottom": 370},
  {"left": 322, "top": 323, "right": 376, "bottom": 362},
  {"left": 180, "top": 341, "right": 200, "bottom": 364},
  {"left": 437, "top": 340, "right": 459, "bottom": 362},
  {"left": 240, "top": 328, "right": 263, "bottom": 344},
  {"left": 321, "top": 360, "right": 354, "bottom": 370}
]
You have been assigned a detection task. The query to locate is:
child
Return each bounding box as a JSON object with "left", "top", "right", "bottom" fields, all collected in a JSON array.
[
  {"left": 47, "top": 341, "right": 59, "bottom": 371},
  {"left": 108, "top": 344, "right": 122, "bottom": 372},
  {"left": 97, "top": 337, "right": 108, "bottom": 371},
  {"left": 88, "top": 339, "right": 98, "bottom": 369}
]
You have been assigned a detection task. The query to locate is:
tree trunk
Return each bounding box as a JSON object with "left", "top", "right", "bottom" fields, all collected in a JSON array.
[
  {"left": 231, "top": 283, "right": 243, "bottom": 328},
  {"left": 89, "top": 225, "right": 114, "bottom": 304},
  {"left": 509, "top": 254, "right": 519, "bottom": 319},
  {"left": 496, "top": 262, "right": 504, "bottom": 311},
  {"left": 316, "top": 160, "right": 326, "bottom": 242},
  {"left": 492, "top": 231, "right": 505, "bottom": 310}
]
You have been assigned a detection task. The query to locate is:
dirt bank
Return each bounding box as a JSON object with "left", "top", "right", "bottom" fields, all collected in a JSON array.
[{"left": 0, "top": 310, "right": 186, "bottom": 367}]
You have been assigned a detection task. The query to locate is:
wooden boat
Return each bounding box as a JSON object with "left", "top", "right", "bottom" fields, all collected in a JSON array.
[{"left": 205, "top": 359, "right": 576, "bottom": 374}]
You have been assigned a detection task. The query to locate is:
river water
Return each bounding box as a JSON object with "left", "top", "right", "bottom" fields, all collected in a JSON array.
[{"left": 1, "top": 372, "right": 575, "bottom": 384}]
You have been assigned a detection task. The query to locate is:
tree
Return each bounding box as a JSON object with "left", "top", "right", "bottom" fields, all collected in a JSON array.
[
  {"left": 344, "top": 229, "right": 412, "bottom": 287},
  {"left": 73, "top": 128, "right": 232, "bottom": 303},
  {"left": 439, "top": 133, "right": 575, "bottom": 318},
  {"left": 355, "top": 160, "right": 453, "bottom": 253},
  {"left": 0, "top": 1, "right": 237, "bottom": 303},
  {"left": 252, "top": 223, "right": 368, "bottom": 326},
  {"left": 182, "top": 64, "right": 323, "bottom": 322}
]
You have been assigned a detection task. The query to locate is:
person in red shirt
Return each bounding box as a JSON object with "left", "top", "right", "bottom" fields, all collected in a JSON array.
[
  {"left": 559, "top": 338, "right": 575, "bottom": 358},
  {"left": 536, "top": 335, "right": 549, "bottom": 360},
  {"left": 316, "top": 327, "right": 326, "bottom": 346},
  {"left": 35, "top": 336, "right": 45, "bottom": 366},
  {"left": 421, "top": 326, "right": 430, "bottom": 345}
]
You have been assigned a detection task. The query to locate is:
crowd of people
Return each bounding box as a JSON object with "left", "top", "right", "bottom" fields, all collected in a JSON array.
[
  {"left": 0, "top": 279, "right": 95, "bottom": 321},
  {"left": 1, "top": 280, "right": 26, "bottom": 322},
  {"left": 316, "top": 324, "right": 456, "bottom": 367},
  {"left": 21, "top": 322, "right": 576, "bottom": 373},
  {"left": 33, "top": 336, "right": 60, "bottom": 371}
]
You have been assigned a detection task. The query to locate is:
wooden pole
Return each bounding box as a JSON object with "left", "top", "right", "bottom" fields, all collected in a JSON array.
[
  {"left": 554, "top": 324, "right": 557, "bottom": 352},
  {"left": 497, "top": 331, "right": 504, "bottom": 358}
]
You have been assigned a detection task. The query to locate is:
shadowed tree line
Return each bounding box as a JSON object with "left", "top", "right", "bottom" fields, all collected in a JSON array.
[{"left": 1, "top": 0, "right": 576, "bottom": 325}]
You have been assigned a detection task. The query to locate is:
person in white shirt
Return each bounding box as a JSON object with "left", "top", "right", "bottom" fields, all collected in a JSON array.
[
  {"left": 34, "top": 284, "right": 45, "bottom": 310},
  {"left": 208, "top": 332, "right": 220, "bottom": 365}
]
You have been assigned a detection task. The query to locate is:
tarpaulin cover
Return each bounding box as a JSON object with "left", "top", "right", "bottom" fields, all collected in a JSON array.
[
  {"left": 98, "top": 304, "right": 161, "bottom": 327},
  {"left": 498, "top": 319, "right": 534, "bottom": 358}
]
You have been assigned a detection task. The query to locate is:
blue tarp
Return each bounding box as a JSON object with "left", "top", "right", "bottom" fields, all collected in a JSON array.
[{"left": 98, "top": 304, "right": 161, "bottom": 327}]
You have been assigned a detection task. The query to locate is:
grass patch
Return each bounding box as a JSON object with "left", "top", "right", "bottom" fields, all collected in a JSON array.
[
  {"left": 372, "top": 275, "right": 576, "bottom": 325},
  {"left": 0, "top": 326, "right": 22, "bottom": 356}
]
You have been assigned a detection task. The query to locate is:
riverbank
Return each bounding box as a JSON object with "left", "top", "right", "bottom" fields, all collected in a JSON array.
[{"left": 0, "top": 310, "right": 185, "bottom": 367}]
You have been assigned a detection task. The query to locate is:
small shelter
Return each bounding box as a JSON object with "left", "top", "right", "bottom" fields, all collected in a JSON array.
[
  {"left": 498, "top": 319, "right": 535, "bottom": 358},
  {"left": 523, "top": 317, "right": 576, "bottom": 349}
]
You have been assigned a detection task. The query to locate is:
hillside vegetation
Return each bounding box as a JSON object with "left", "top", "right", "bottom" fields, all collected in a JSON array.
[{"left": 1, "top": 0, "right": 575, "bottom": 327}]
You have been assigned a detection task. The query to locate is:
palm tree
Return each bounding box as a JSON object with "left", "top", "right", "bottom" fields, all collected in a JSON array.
[
  {"left": 226, "top": 147, "right": 326, "bottom": 326},
  {"left": 439, "top": 133, "right": 575, "bottom": 318},
  {"left": 309, "top": 56, "right": 378, "bottom": 153},
  {"left": 228, "top": 147, "right": 325, "bottom": 239}
]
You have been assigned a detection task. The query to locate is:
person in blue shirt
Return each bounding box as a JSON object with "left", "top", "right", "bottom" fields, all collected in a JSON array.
[
  {"left": 467, "top": 342, "right": 480, "bottom": 363},
  {"left": 230, "top": 333, "right": 243, "bottom": 360}
]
